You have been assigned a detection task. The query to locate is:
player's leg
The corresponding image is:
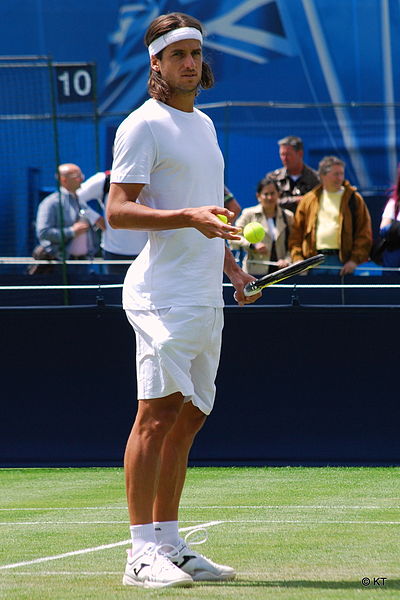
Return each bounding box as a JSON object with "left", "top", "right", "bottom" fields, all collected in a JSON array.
[
  {"left": 154, "top": 308, "right": 235, "bottom": 581},
  {"left": 123, "top": 306, "right": 197, "bottom": 588},
  {"left": 124, "top": 306, "right": 199, "bottom": 531},
  {"left": 153, "top": 401, "right": 207, "bottom": 523},
  {"left": 124, "top": 392, "right": 185, "bottom": 526},
  {"left": 152, "top": 307, "right": 220, "bottom": 525},
  {"left": 123, "top": 392, "right": 193, "bottom": 588},
  {"left": 125, "top": 301, "right": 198, "bottom": 525}
]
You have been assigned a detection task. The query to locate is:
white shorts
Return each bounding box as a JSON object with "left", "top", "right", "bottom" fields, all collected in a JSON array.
[{"left": 125, "top": 306, "right": 224, "bottom": 415}]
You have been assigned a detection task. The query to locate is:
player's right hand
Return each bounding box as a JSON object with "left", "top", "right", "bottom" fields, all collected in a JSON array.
[{"left": 186, "top": 206, "right": 241, "bottom": 240}]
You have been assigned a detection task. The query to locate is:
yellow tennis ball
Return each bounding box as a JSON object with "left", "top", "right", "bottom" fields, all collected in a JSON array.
[
  {"left": 243, "top": 222, "right": 265, "bottom": 244},
  {"left": 217, "top": 214, "right": 228, "bottom": 223}
]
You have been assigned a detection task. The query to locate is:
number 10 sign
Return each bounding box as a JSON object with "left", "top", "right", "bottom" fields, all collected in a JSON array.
[{"left": 55, "top": 64, "right": 95, "bottom": 103}]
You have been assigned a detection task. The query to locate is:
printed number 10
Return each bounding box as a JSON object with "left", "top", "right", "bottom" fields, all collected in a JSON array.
[{"left": 57, "top": 69, "right": 92, "bottom": 98}]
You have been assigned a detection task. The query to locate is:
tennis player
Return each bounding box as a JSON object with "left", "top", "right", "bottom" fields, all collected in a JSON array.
[{"left": 107, "top": 11, "right": 260, "bottom": 589}]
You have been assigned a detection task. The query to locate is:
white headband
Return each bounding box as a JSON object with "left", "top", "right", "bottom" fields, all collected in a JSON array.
[{"left": 148, "top": 27, "right": 203, "bottom": 57}]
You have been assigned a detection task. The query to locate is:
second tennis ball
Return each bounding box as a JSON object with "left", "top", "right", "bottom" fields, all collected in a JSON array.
[
  {"left": 243, "top": 222, "right": 265, "bottom": 243},
  {"left": 217, "top": 214, "right": 228, "bottom": 223}
]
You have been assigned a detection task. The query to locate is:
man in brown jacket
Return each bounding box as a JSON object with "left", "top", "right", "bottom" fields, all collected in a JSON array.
[{"left": 289, "top": 156, "right": 372, "bottom": 275}]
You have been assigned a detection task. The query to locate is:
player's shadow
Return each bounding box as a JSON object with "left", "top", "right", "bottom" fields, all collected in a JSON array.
[{"left": 200, "top": 579, "right": 400, "bottom": 589}]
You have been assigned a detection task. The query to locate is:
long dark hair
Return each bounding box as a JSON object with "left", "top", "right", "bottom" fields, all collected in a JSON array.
[{"left": 144, "top": 12, "right": 214, "bottom": 103}]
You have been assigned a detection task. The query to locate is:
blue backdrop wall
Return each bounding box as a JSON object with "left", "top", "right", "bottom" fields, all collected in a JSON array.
[{"left": 1, "top": 0, "right": 400, "bottom": 255}]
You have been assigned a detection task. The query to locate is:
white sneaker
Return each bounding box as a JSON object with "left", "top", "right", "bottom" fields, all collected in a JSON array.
[
  {"left": 169, "top": 539, "right": 236, "bottom": 581},
  {"left": 123, "top": 543, "right": 193, "bottom": 589}
]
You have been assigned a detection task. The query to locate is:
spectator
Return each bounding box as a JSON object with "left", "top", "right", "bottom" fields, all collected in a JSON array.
[
  {"left": 35, "top": 163, "right": 102, "bottom": 262},
  {"left": 378, "top": 165, "right": 400, "bottom": 269},
  {"left": 232, "top": 177, "right": 293, "bottom": 275},
  {"left": 266, "top": 135, "right": 319, "bottom": 213},
  {"left": 78, "top": 170, "right": 147, "bottom": 275},
  {"left": 289, "top": 156, "right": 372, "bottom": 275},
  {"left": 224, "top": 185, "right": 241, "bottom": 223}
]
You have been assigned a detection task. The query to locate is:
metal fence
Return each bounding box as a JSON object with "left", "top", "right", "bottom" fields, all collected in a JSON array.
[{"left": 1, "top": 55, "right": 400, "bottom": 261}]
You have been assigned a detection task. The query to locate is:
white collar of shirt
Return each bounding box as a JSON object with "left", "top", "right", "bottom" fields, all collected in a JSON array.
[{"left": 60, "top": 186, "right": 77, "bottom": 198}]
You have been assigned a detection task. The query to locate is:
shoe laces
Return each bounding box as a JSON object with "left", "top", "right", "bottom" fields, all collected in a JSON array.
[{"left": 151, "top": 542, "right": 181, "bottom": 574}]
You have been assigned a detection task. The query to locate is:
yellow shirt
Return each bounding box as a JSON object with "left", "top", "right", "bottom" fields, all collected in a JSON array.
[{"left": 316, "top": 189, "right": 343, "bottom": 249}]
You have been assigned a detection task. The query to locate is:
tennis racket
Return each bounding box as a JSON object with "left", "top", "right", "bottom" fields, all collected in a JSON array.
[{"left": 244, "top": 254, "right": 325, "bottom": 297}]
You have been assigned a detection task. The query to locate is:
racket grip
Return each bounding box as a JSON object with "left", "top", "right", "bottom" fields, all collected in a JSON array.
[{"left": 244, "top": 283, "right": 261, "bottom": 297}]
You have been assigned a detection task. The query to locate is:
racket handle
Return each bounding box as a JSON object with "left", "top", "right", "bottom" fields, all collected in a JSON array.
[{"left": 244, "top": 283, "right": 261, "bottom": 297}]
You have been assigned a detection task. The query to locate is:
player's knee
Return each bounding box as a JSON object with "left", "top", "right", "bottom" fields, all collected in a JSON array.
[
  {"left": 183, "top": 409, "right": 207, "bottom": 439},
  {"left": 138, "top": 405, "right": 181, "bottom": 440},
  {"left": 193, "top": 410, "right": 207, "bottom": 432}
]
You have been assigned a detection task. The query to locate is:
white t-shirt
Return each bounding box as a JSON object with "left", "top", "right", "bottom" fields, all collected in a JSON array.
[
  {"left": 78, "top": 172, "right": 148, "bottom": 255},
  {"left": 382, "top": 198, "right": 400, "bottom": 222},
  {"left": 111, "top": 99, "right": 225, "bottom": 310}
]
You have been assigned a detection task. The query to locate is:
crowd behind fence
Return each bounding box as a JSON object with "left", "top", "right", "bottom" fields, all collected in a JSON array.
[{"left": 1, "top": 56, "right": 400, "bottom": 284}]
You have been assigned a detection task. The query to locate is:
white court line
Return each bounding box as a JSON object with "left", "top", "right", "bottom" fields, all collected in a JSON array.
[
  {"left": 2, "top": 518, "right": 400, "bottom": 527},
  {"left": 0, "top": 521, "right": 223, "bottom": 571},
  {"left": 1, "top": 571, "right": 123, "bottom": 576},
  {"left": 0, "top": 570, "right": 261, "bottom": 577},
  {"left": 1, "top": 572, "right": 123, "bottom": 576},
  {"left": 0, "top": 507, "right": 127, "bottom": 511},
  {"left": 1, "top": 504, "right": 399, "bottom": 511},
  {"left": 0, "top": 522, "right": 130, "bottom": 525},
  {"left": 0, "top": 520, "right": 222, "bottom": 526},
  {"left": 0, "top": 539, "right": 131, "bottom": 571},
  {"left": 182, "top": 504, "right": 400, "bottom": 510},
  {"left": 0, "top": 570, "right": 263, "bottom": 577}
]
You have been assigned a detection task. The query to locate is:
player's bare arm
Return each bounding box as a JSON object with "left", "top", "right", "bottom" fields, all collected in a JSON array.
[
  {"left": 108, "top": 182, "right": 241, "bottom": 240},
  {"left": 223, "top": 245, "right": 261, "bottom": 305}
]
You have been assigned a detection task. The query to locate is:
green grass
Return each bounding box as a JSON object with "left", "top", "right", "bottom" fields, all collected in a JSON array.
[{"left": 0, "top": 467, "right": 399, "bottom": 599}]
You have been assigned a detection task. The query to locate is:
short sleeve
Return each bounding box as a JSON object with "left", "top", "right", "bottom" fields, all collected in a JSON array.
[{"left": 111, "top": 118, "right": 157, "bottom": 185}]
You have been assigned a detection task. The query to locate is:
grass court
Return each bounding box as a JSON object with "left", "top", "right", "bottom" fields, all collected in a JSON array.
[{"left": 1, "top": 466, "right": 399, "bottom": 599}]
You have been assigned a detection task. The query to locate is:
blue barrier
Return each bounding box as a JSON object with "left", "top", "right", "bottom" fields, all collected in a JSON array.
[{"left": 1, "top": 304, "right": 399, "bottom": 466}]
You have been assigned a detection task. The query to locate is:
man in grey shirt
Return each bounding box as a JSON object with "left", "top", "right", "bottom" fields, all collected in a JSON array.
[
  {"left": 35, "top": 163, "right": 101, "bottom": 260},
  {"left": 266, "top": 135, "right": 319, "bottom": 213}
]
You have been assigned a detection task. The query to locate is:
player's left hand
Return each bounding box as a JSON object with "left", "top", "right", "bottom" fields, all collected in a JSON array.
[{"left": 231, "top": 271, "right": 262, "bottom": 306}]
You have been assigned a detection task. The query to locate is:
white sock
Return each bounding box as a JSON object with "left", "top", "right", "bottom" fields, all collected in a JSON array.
[
  {"left": 153, "top": 520, "right": 180, "bottom": 547},
  {"left": 130, "top": 523, "right": 157, "bottom": 558}
]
